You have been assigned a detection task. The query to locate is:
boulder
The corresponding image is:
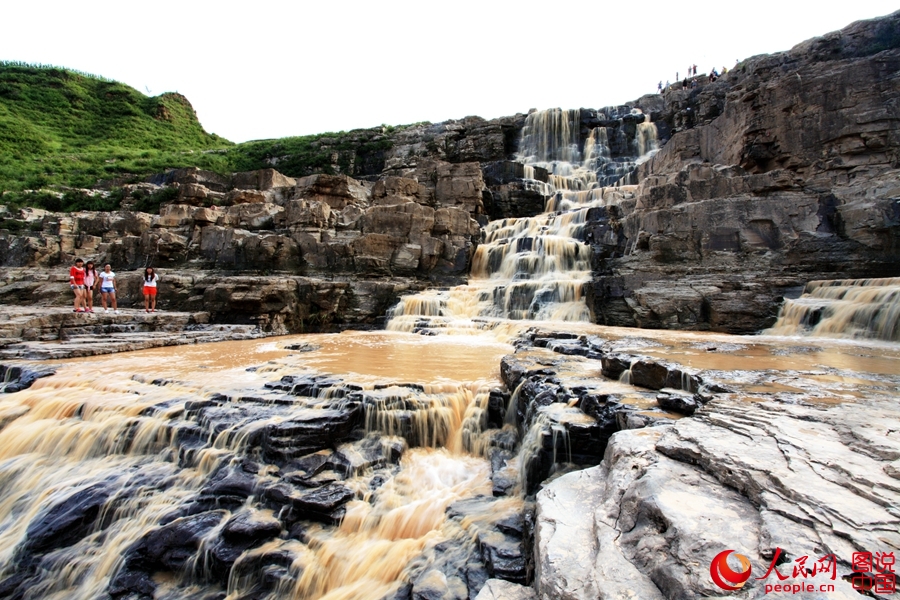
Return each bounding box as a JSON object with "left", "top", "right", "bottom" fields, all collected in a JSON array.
[{"left": 474, "top": 579, "right": 536, "bottom": 600}]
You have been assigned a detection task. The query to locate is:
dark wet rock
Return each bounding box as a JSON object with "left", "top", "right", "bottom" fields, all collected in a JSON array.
[
  {"left": 201, "top": 466, "right": 261, "bottom": 499},
  {"left": 222, "top": 510, "right": 283, "bottom": 542},
  {"left": 22, "top": 482, "right": 114, "bottom": 555},
  {"left": 384, "top": 582, "right": 414, "bottom": 600},
  {"left": 576, "top": 393, "right": 621, "bottom": 423},
  {"left": 602, "top": 353, "right": 704, "bottom": 393},
  {"left": 284, "top": 342, "right": 320, "bottom": 352},
  {"left": 260, "top": 405, "right": 361, "bottom": 463},
  {"left": 486, "top": 388, "right": 509, "bottom": 428},
  {"left": 0, "top": 363, "right": 55, "bottom": 393},
  {"left": 108, "top": 569, "right": 156, "bottom": 598},
  {"left": 329, "top": 435, "right": 407, "bottom": 476},
  {"left": 293, "top": 482, "right": 354, "bottom": 517},
  {"left": 230, "top": 546, "right": 299, "bottom": 598},
  {"left": 110, "top": 509, "right": 228, "bottom": 598},
  {"left": 264, "top": 374, "right": 345, "bottom": 397},
  {"left": 499, "top": 354, "right": 557, "bottom": 393},
  {"left": 446, "top": 496, "right": 531, "bottom": 587},
  {"left": 599, "top": 354, "right": 631, "bottom": 380},
  {"left": 629, "top": 359, "right": 668, "bottom": 390},
  {"left": 656, "top": 392, "right": 699, "bottom": 415},
  {"left": 264, "top": 481, "right": 354, "bottom": 525},
  {"left": 143, "top": 511, "right": 227, "bottom": 570},
  {"left": 489, "top": 448, "right": 517, "bottom": 497},
  {"left": 411, "top": 569, "right": 460, "bottom": 600},
  {"left": 0, "top": 571, "right": 39, "bottom": 600},
  {"left": 480, "top": 536, "right": 527, "bottom": 584}
]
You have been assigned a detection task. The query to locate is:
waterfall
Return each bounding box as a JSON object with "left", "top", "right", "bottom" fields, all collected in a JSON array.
[
  {"left": 387, "top": 106, "right": 658, "bottom": 332},
  {"left": 766, "top": 277, "right": 900, "bottom": 341}
]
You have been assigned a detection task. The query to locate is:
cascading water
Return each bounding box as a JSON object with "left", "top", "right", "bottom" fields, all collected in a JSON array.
[
  {"left": 0, "top": 337, "right": 523, "bottom": 600},
  {"left": 766, "top": 277, "right": 900, "bottom": 341},
  {"left": 387, "top": 107, "right": 658, "bottom": 332},
  {"left": 0, "top": 107, "right": 662, "bottom": 600}
]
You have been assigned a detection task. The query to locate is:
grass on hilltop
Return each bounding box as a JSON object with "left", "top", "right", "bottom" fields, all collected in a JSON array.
[
  {"left": 0, "top": 61, "right": 233, "bottom": 192},
  {"left": 0, "top": 63, "right": 417, "bottom": 213}
]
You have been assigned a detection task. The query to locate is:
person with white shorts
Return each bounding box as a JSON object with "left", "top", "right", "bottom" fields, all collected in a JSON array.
[{"left": 99, "top": 264, "right": 119, "bottom": 313}]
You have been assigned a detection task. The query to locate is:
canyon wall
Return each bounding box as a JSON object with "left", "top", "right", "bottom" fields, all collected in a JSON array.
[
  {"left": 584, "top": 13, "right": 900, "bottom": 332},
  {"left": 2, "top": 12, "right": 899, "bottom": 334}
]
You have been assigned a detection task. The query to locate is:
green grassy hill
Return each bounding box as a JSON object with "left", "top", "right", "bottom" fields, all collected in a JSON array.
[
  {"left": 0, "top": 62, "right": 233, "bottom": 192},
  {"left": 0, "top": 63, "right": 408, "bottom": 213}
]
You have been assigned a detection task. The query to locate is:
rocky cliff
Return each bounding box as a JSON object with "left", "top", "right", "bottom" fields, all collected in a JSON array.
[
  {"left": 0, "top": 164, "right": 485, "bottom": 331},
  {"left": 583, "top": 12, "right": 900, "bottom": 332},
  {"left": 2, "top": 12, "right": 899, "bottom": 336}
]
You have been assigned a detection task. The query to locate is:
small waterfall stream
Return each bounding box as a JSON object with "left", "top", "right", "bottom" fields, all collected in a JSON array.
[{"left": 766, "top": 277, "right": 900, "bottom": 341}]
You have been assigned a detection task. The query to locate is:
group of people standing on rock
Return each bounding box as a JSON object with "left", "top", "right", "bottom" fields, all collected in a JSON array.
[
  {"left": 68, "top": 258, "right": 160, "bottom": 314},
  {"left": 657, "top": 63, "right": 730, "bottom": 93}
]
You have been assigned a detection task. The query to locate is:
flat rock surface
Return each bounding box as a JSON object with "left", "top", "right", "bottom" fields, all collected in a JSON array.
[
  {"left": 536, "top": 396, "right": 900, "bottom": 599},
  {"left": 0, "top": 306, "right": 265, "bottom": 359}
]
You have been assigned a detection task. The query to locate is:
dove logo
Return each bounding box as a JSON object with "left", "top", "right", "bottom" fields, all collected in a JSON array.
[{"left": 710, "top": 550, "right": 753, "bottom": 591}]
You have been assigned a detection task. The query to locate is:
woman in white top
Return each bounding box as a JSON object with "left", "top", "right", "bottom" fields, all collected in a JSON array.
[
  {"left": 142, "top": 267, "right": 160, "bottom": 312},
  {"left": 99, "top": 264, "right": 118, "bottom": 313}
]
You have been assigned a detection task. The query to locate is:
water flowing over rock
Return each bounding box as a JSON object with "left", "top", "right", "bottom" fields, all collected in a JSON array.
[{"left": 767, "top": 277, "right": 900, "bottom": 341}]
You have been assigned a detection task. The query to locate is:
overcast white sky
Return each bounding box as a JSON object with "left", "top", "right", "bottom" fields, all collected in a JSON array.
[{"left": 2, "top": 1, "right": 897, "bottom": 143}]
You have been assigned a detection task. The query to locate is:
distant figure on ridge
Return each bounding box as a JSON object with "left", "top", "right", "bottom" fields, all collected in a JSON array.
[
  {"left": 143, "top": 267, "right": 160, "bottom": 313},
  {"left": 658, "top": 81, "right": 663, "bottom": 93},
  {"left": 69, "top": 258, "right": 86, "bottom": 313},
  {"left": 693, "top": 64, "right": 698, "bottom": 76},
  {"left": 99, "top": 264, "right": 119, "bottom": 314}
]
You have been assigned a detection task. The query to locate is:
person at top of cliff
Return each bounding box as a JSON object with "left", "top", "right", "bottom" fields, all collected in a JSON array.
[
  {"left": 83, "top": 261, "right": 99, "bottom": 313},
  {"left": 143, "top": 267, "right": 159, "bottom": 313},
  {"left": 682, "top": 78, "right": 688, "bottom": 90},
  {"left": 658, "top": 81, "right": 662, "bottom": 93},
  {"left": 693, "top": 64, "right": 697, "bottom": 76},
  {"left": 99, "top": 264, "right": 119, "bottom": 314},
  {"left": 69, "top": 258, "right": 86, "bottom": 313}
]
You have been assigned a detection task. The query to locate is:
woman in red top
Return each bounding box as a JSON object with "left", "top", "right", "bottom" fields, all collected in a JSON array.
[{"left": 69, "top": 258, "right": 86, "bottom": 313}]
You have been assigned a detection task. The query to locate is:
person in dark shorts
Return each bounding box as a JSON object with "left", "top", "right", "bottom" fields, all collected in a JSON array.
[{"left": 69, "top": 258, "right": 86, "bottom": 313}]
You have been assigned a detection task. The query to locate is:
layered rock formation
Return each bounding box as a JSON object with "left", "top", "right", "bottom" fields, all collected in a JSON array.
[
  {"left": 584, "top": 13, "right": 900, "bottom": 333},
  {"left": 0, "top": 164, "right": 484, "bottom": 332}
]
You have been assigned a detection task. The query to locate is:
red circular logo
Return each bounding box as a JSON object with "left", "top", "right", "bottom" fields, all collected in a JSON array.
[{"left": 710, "top": 550, "right": 752, "bottom": 591}]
